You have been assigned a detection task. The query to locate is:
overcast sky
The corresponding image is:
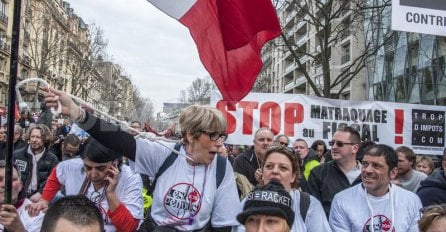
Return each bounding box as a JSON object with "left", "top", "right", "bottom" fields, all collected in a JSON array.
[{"left": 67, "top": 0, "right": 209, "bottom": 113}]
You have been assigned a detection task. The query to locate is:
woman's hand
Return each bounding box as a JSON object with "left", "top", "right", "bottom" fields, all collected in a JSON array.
[
  {"left": 105, "top": 164, "right": 120, "bottom": 196},
  {"left": 105, "top": 164, "right": 121, "bottom": 213},
  {"left": 44, "top": 87, "right": 81, "bottom": 120},
  {"left": 26, "top": 199, "right": 49, "bottom": 217}
]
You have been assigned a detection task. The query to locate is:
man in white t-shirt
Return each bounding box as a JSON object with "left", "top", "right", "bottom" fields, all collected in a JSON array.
[
  {"left": 0, "top": 161, "right": 44, "bottom": 232},
  {"left": 330, "top": 144, "right": 422, "bottom": 232},
  {"left": 394, "top": 146, "right": 427, "bottom": 193}
]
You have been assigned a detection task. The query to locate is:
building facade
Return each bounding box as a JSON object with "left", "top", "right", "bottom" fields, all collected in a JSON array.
[
  {"left": 0, "top": 0, "right": 136, "bottom": 119},
  {"left": 365, "top": 1, "right": 446, "bottom": 105},
  {"left": 262, "top": 0, "right": 367, "bottom": 100}
]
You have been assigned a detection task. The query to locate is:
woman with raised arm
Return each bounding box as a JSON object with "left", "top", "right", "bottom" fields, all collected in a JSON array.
[{"left": 44, "top": 88, "right": 241, "bottom": 231}]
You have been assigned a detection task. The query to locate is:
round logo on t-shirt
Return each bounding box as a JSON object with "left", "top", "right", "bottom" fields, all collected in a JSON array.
[
  {"left": 362, "top": 215, "right": 396, "bottom": 232},
  {"left": 163, "top": 183, "right": 202, "bottom": 219}
]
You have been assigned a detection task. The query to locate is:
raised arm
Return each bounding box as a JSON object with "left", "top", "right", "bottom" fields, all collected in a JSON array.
[{"left": 44, "top": 87, "right": 137, "bottom": 160}]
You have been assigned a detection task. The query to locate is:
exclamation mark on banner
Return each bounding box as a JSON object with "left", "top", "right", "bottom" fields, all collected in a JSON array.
[{"left": 395, "top": 109, "right": 404, "bottom": 144}]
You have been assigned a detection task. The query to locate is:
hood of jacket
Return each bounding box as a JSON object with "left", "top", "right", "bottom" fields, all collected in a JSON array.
[{"left": 419, "top": 169, "right": 446, "bottom": 190}]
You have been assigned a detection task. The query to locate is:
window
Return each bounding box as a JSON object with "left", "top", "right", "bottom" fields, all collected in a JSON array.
[
  {"left": 341, "top": 43, "right": 350, "bottom": 64},
  {"left": 21, "top": 68, "right": 28, "bottom": 80},
  {"left": 0, "top": 57, "right": 4, "bottom": 72},
  {"left": 0, "top": 1, "right": 6, "bottom": 15}
]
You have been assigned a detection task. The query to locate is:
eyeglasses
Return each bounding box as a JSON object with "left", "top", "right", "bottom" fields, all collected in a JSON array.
[
  {"left": 201, "top": 130, "right": 228, "bottom": 142},
  {"left": 329, "top": 140, "right": 356, "bottom": 147},
  {"left": 279, "top": 141, "right": 288, "bottom": 146}
]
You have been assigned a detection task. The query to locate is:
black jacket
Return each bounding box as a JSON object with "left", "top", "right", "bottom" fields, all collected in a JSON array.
[
  {"left": 307, "top": 160, "right": 362, "bottom": 217},
  {"left": 417, "top": 169, "right": 446, "bottom": 207},
  {"left": 13, "top": 146, "right": 58, "bottom": 197},
  {"left": 232, "top": 149, "right": 260, "bottom": 186},
  {"left": 14, "top": 140, "right": 27, "bottom": 151}
]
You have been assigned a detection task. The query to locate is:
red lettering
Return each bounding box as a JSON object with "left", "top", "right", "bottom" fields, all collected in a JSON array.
[
  {"left": 216, "top": 101, "right": 237, "bottom": 133},
  {"left": 284, "top": 103, "right": 304, "bottom": 136},
  {"left": 260, "top": 102, "right": 281, "bottom": 135},
  {"left": 217, "top": 100, "right": 305, "bottom": 137},
  {"left": 238, "top": 101, "right": 258, "bottom": 134}
]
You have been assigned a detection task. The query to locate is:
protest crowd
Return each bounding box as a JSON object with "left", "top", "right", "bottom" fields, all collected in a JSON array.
[{"left": 0, "top": 87, "right": 444, "bottom": 232}]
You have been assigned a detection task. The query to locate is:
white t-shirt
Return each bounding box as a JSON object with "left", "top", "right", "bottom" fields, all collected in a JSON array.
[
  {"left": 134, "top": 140, "right": 241, "bottom": 230},
  {"left": 330, "top": 184, "right": 422, "bottom": 232},
  {"left": 235, "top": 189, "right": 331, "bottom": 232},
  {"left": 56, "top": 158, "right": 144, "bottom": 232},
  {"left": 0, "top": 198, "right": 44, "bottom": 232}
]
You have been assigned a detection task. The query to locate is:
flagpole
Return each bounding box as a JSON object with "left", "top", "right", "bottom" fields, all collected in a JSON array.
[{"left": 4, "top": 0, "right": 23, "bottom": 205}]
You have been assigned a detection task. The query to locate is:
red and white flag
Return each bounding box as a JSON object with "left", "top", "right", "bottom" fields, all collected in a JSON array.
[{"left": 147, "top": 0, "right": 281, "bottom": 101}]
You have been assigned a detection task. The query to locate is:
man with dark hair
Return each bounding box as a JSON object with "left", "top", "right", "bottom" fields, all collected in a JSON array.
[
  {"left": 41, "top": 195, "right": 103, "bottom": 232},
  {"left": 13, "top": 124, "right": 59, "bottom": 202},
  {"left": 60, "top": 134, "right": 81, "bottom": 160},
  {"left": 394, "top": 146, "right": 427, "bottom": 193},
  {"left": 307, "top": 126, "right": 362, "bottom": 217},
  {"left": 330, "top": 144, "right": 421, "bottom": 231},
  {"left": 129, "top": 121, "right": 142, "bottom": 136}
]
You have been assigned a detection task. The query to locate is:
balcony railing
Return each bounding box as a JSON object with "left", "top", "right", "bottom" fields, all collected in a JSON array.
[
  {"left": 295, "top": 75, "right": 306, "bottom": 87},
  {"left": 23, "top": 32, "right": 30, "bottom": 42},
  {"left": 22, "top": 56, "right": 31, "bottom": 66},
  {"left": 314, "top": 65, "right": 323, "bottom": 75},
  {"left": 296, "top": 35, "right": 308, "bottom": 46},
  {"left": 285, "top": 63, "right": 295, "bottom": 73},
  {"left": 0, "top": 11, "right": 8, "bottom": 25},
  {"left": 284, "top": 81, "right": 294, "bottom": 90},
  {"left": 0, "top": 40, "right": 10, "bottom": 53},
  {"left": 285, "top": 11, "right": 296, "bottom": 24},
  {"left": 340, "top": 28, "right": 350, "bottom": 40}
]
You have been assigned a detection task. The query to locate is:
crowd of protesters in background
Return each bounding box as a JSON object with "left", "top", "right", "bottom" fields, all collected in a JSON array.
[{"left": 0, "top": 90, "right": 443, "bottom": 232}]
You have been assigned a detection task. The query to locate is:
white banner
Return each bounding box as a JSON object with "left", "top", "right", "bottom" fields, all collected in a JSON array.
[
  {"left": 210, "top": 91, "right": 446, "bottom": 155},
  {"left": 392, "top": 0, "right": 446, "bottom": 37}
]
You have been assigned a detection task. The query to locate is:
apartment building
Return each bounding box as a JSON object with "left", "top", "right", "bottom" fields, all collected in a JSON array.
[
  {"left": 95, "top": 59, "right": 134, "bottom": 120},
  {"left": 262, "top": 0, "right": 367, "bottom": 100},
  {"left": 0, "top": 0, "right": 135, "bottom": 117}
]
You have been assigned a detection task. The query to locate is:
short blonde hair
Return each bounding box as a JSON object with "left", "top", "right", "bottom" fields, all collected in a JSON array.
[
  {"left": 416, "top": 155, "right": 435, "bottom": 174},
  {"left": 179, "top": 105, "right": 226, "bottom": 143},
  {"left": 419, "top": 204, "right": 446, "bottom": 232}
]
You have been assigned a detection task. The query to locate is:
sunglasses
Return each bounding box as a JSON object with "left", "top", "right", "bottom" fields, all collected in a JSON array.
[
  {"left": 279, "top": 141, "right": 288, "bottom": 146},
  {"left": 328, "top": 140, "right": 356, "bottom": 147},
  {"left": 201, "top": 130, "right": 228, "bottom": 142}
]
